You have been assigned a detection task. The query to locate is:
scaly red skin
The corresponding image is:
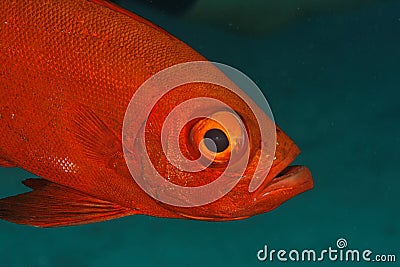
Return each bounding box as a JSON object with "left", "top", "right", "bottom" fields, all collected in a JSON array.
[{"left": 0, "top": 0, "right": 313, "bottom": 226}]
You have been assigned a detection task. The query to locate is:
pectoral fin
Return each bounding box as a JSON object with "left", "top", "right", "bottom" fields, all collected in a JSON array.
[
  {"left": 65, "top": 103, "right": 123, "bottom": 164},
  {"left": 0, "top": 178, "right": 136, "bottom": 227}
]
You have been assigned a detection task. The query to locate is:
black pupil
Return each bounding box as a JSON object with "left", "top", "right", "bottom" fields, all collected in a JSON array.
[{"left": 204, "top": 129, "right": 229, "bottom": 153}]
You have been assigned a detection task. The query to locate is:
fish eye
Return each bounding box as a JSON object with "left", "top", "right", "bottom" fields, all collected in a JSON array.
[
  {"left": 190, "top": 111, "right": 246, "bottom": 165},
  {"left": 204, "top": 129, "right": 229, "bottom": 153}
]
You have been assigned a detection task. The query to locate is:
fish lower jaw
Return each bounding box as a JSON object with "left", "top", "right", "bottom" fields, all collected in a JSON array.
[{"left": 253, "top": 165, "right": 314, "bottom": 201}]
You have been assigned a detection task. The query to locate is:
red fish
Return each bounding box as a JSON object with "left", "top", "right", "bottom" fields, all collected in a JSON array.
[{"left": 0, "top": 0, "right": 313, "bottom": 227}]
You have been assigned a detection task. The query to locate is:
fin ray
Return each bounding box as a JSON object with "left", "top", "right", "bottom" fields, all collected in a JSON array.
[
  {"left": 0, "top": 178, "right": 135, "bottom": 227},
  {"left": 65, "top": 103, "right": 124, "bottom": 168},
  {"left": 0, "top": 158, "right": 16, "bottom": 167},
  {"left": 88, "top": 0, "right": 177, "bottom": 39}
]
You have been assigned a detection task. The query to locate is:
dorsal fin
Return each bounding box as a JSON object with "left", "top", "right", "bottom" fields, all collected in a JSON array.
[{"left": 88, "top": 0, "right": 177, "bottom": 39}]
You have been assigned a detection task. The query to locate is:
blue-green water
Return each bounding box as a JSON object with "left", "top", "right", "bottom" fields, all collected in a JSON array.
[{"left": 1, "top": 1, "right": 399, "bottom": 266}]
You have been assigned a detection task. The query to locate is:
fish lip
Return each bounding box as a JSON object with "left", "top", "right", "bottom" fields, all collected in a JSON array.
[
  {"left": 181, "top": 166, "right": 313, "bottom": 221},
  {"left": 273, "top": 165, "right": 308, "bottom": 180},
  {"left": 253, "top": 165, "right": 314, "bottom": 201}
]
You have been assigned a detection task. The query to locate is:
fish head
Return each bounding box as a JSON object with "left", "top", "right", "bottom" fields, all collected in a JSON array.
[{"left": 127, "top": 65, "right": 313, "bottom": 221}]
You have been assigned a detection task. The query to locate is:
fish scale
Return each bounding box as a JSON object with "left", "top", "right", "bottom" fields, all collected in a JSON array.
[{"left": 0, "top": 0, "right": 313, "bottom": 227}]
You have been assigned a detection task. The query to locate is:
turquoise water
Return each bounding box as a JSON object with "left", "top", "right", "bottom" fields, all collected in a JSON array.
[{"left": 1, "top": 1, "right": 399, "bottom": 266}]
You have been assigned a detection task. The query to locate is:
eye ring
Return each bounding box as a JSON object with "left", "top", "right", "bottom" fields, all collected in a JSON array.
[{"left": 190, "top": 111, "right": 246, "bottom": 165}]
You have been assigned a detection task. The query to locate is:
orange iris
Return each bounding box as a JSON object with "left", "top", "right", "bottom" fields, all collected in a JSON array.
[{"left": 190, "top": 111, "right": 247, "bottom": 166}]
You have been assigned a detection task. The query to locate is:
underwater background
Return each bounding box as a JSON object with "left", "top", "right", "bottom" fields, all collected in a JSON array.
[{"left": 0, "top": 0, "right": 399, "bottom": 266}]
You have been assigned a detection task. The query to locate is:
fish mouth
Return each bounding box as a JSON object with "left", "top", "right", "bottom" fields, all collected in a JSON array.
[
  {"left": 253, "top": 165, "right": 313, "bottom": 202},
  {"left": 251, "top": 126, "right": 314, "bottom": 201},
  {"left": 179, "top": 166, "right": 313, "bottom": 221}
]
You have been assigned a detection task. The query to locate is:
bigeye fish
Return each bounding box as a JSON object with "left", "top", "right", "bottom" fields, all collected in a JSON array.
[{"left": 0, "top": 0, "right": 313, "bottom": 227}]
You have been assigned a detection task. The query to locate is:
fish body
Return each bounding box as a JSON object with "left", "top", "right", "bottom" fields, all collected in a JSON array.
[{"left": 0, "top": 0, "right": 313, "bottom": 227}]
